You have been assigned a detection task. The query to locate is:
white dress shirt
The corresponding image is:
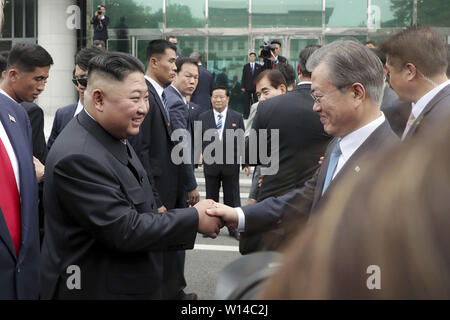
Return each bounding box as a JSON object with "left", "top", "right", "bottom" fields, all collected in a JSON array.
[
  {"left": 74, "top": 100, "right": 84, "bottom": 117},
  {"left": 213, "top": 107, "right": 227, "bottom": 140},
  {"left": 410, "top": 80, "right": 450, "bottom": 119},
  {"left": 0, "top": 89, "right": 21, "bottom": 191},
  {"left": 145, "top": 75, "right": 165, "bottom": 106},
  {"left": 236, "top": 112, "right": 386, "bottom": 232}
]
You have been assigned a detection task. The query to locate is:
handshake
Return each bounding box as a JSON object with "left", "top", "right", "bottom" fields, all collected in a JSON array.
[{"left": 194, "top": 200, "right": 240, "bottom": 238}]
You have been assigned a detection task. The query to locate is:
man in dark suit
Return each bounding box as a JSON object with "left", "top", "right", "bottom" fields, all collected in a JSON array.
[
  {"left": 130, "top": 40, "right": 197, "bottom": 300},
  {"left": 241, "top": 52, "right": 262, "bottom": 119},
  {"left": 90, "top": 5, "right": 109, "bottom": 47},
  {"left": 270, "top": 40, "right": 287, "bottom": 65},
  {"left": 199, "top": 87, "right": 247, "bottom": 239},
  {"left": 207, "top": 40, "right": 399, "bottom": 244},
  {"left": 0, "top": 42, "right": 53, "bottom": 299},
  {"left": 40, "top": 52, "right": 221, "bottom": 300},
  {"left": 190, "top": 51, "right": 214, "bottom": 117},
  {"left": 47, "top": 47, "right": 103, "bottom": 151},
  {"left": 381, "top": 26, "right": 450, "bottom": 141}
]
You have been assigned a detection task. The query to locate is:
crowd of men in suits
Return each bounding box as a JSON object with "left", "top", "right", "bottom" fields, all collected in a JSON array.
[{"left": 1, "top": 16, "right": 450, "bottom": 299}]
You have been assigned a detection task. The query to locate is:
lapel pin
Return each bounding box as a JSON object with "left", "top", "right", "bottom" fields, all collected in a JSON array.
[
  {"left": 8, "top": 114, "right": 16, "bottom": 123},
  {"left": 354, "top": 166, "right": 360, "bottom": 172}
]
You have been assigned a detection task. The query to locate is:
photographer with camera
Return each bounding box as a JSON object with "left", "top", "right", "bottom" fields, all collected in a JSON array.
[
  {"left": 90, "top": 5, "right": 109, "bottom": 48},
  {"left": 259, "top": 40, "right": 287, "bottom": 70}
]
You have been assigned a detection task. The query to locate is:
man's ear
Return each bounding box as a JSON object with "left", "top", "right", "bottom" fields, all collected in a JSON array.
[
  {"left": 351, "top": 83, "right": 365, "bottom": 106},
  {"left": 8, "top": 68, "right": 20, "bottom": 83},
  {"left": 92, "top": 89, "right": 105, "bottom": 112},
  {"left": 405, "top": 63, "right": 417, "bottom": 80}
]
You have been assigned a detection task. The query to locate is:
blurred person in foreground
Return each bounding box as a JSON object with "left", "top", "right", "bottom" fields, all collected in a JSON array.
[
  {"left": 261, "top": 113, "right": 450, "bottom": 299},
  {"left": 40, "top": 52, "right": 221, "bottom": 299}
]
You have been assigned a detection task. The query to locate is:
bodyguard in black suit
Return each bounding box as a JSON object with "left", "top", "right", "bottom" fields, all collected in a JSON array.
[
  {"left": 199, "top": 87, "right": 247, "bottom": 219},
  {"left": 40, "top": 52, "right": 221, "bottom": 299},
  {"left": 130, "top": 40, "right": 197, "bottom": 299},
  {"left": 241, "top": 52, "right": 262, "bottom": 119},
  {"left": 207, "top": 40, "right": 400, "bottom": 247},
  {"left": 190, "top": 52, "right": 214, "bottom": 117}
]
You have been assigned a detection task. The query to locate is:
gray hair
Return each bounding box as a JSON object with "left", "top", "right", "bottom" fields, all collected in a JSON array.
[{"left": 306, "top": 39, "right": 384, "bottom": 105}]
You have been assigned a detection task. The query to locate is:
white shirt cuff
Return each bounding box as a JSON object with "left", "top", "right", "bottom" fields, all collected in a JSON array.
[{"left": 235, "top": 207, "right": 246, "bottom": 232}]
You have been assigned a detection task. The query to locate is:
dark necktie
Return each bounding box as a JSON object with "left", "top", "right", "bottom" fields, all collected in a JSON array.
[
  {"left": 161, "top": 91, "right": 170, "bottom": 122},
  {"left": 322, "top": 141, "right": 342, "bottom": 196},
  {"left": 251, "top": 63, "right": 254, "bottom": 75},
  {"left": 0, "top": 138, "right": 21, "bottom": 255}
]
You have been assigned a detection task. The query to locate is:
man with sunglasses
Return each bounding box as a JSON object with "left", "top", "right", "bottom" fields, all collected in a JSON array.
[{"left": 47, "top": 47, "right": 103, "bottom": 151}]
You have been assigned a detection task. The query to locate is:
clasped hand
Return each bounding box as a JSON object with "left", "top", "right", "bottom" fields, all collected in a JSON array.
[{"left": 194, "top": 200, "right": 240, "bottom": 239}]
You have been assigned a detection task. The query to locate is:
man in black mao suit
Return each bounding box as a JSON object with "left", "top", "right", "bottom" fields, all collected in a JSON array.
[
  {"left": 241, "top": 52, "right": 262, "bottom": 119},
  {"left": 0, "top": 42, "right": 53, "bottom": 299},
  {"left": 130, "top": 40, "right": 196, "bottom": 299},
  {"left": 199, "top": 87, "right": 247, "bottom": 237},
  {"left": 190, "top": 52, "right": 214, "bottom": 117},
  {"left": 40, "top": 52, "right": 221, "bottom": 299},
  {"left": 380, "top": 26, "right": 450, "bottom": 141},
  {"left": 207, "top": 40, "right": 400, "bottom": 245}
]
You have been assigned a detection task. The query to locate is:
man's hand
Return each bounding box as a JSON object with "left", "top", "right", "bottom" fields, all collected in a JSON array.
[
  {"left": 241, "top": 88, "right": 246, "bottom": 92},
  {"left": 206, "top": 203, "right": 238, "bottom": 229},
  {"left": 318, "top": 156, "right": 324, "bottom": 165},
  {"left": 244, "top": 166, "right": 251, "bottom": 176},
  {"left": 157, "top": 205, "right": 167, "bottom": 213},
  {"left": 195, "top": 200, "right": 223, "bottom": 238},
  {"left": 33, "top": 156, "right": 44, "bottom": 183},
  {"left": 187, "top": 188, "right": 200, "bottom": 206},
  {"left": 258, "top": 174, "right": 265, "bottom": 187}
]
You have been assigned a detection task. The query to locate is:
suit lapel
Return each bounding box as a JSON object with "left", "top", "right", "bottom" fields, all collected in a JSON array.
[
  {"left": 407, "top": 83, "right": 450, "bottom": 138},
  {"left": 146, "top": 80, "right": 172, "bottom": 137},
  {"left": 0, "top": 97, "right": 34, "bottom": 261}
]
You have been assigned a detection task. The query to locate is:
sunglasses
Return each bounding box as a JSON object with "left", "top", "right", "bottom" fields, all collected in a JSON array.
[{"left": 72, "top": 78, "right": 88, "bottom": 87}]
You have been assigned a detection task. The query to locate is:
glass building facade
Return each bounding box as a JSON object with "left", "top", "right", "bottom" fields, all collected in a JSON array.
[{"left": 1, "top": 0, "right": 450, "bottom": 114}]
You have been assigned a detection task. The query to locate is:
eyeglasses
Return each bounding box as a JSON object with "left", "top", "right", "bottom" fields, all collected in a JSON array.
[
  {"left": 72, "top": 78, "right": 88, "bottom": 87},
  {"left": 310, "top": 86, "right": 347, "bottom": 106}
]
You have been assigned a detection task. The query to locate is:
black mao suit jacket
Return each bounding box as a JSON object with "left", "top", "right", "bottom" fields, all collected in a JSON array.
[{"left": 40, "top": 110, "right": 198, "bottom": 299}]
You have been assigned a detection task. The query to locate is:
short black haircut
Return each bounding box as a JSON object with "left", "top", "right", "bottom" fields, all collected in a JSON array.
[
  {"left": 211, "top": 86, "right": 229, "bottom": 97},
  {"left": 274, "top": 63, "right": 296, "bottom": 87},
  {"left": 75, "top": 47, "right": 104, "bottom": 71},
  {"left": 175, "top": 57, "right": 198, "bottom": 74},
  {"left": 370, "top": 48, "right": 387, "bottom": 66},
  {"left": 0, "top": 55, "right": 7, "bottom": 76},
  {"left": 146, "top": 39, "right": 177, "bottom": 63},
  {"left": 249, "top": 52, "right": 256, "bottom": 56},
  {"left": 270, "top": 40, "right": 282, "bottom": 47},
  {"left": 88, "top": 52, "right": 145, "bottom": 82},
  {"left": 298, "top": 44, "right": 321, "bottom": 78},
  {"left": 7, "top": 43, "right": 53, "bottom": 73}
]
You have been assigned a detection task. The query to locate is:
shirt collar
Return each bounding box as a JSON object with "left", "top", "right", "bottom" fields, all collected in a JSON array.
[
  {"left": 338, "top": 112, "right": 386, "bottom": 162},
  {"left": 0, "top": 88, "right": 18, "bottom": 104},
  {"left": 411, "top": 80, "right": 450, "bottom": 118},
  {"left": 74, "top": 100, "right": 84, "bottom": 117},
  {"left": 170, "top": 84, "right": 187, "bottom": 104},
  {"left": 145, "top": 75, "right": 165, "bottom": 99},
  {"left": 213, "top": 107, "right": 228, "bottom": 118},
  {"left": 298, "top": 81, "right": 312, "bottom": 86}
]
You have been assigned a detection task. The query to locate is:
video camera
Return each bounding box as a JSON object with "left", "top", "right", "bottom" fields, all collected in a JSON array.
[
  {"left": 97, "top": 5, "right": 102, "bottom": 15},
  {"left": 259, "top": 41, "right": 276, "bottom": 60}
]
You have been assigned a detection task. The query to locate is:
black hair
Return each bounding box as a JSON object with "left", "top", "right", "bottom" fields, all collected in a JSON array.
[
  {"left": 370, "top": 48, "right": 387, "bottom": 66},
  {"left": 146, "top": 39, "right": 177, "bottom": 63},
  {"left": 175, "top": 57, "right": 198, "bottom": 74},
  {"left": 7, "top": 42, "right": 53, "bottom": 73},
  {"left": 211, "top": 86, "right": 229, "bottom": 97},
  {"left": 88, "top": 52, "right": 145, "bottom": 82},
  {"left": 274, "top": 63, "right": 296, "bottom": 87},
  {"left": 270, "top": 40, "right": 282, "bottom": 46},
  {"left": 298, "top": 44, "right": 321, "bottom": 78},
  {"left": 249, "top": 52, "right": 256, "bottom": 56},
  {"left": 0, "top": 55, "right": 7, "bottom": 75},
  {"left": 75, "top": 47, "right": 104, "bottom": 71}
]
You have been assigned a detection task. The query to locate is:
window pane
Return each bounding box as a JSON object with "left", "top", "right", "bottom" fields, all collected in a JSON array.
[
  {"left": 324, "top": 35, "right": 367, "bottom": 44},
  {"left": 108, "top": 39, "right": 131, "bottom": 53},
  {"left": 208, "top": 36, "right": 248, "bottom": 114},
  {"left": 167, "top": 0, "right": 205, "bottom": 28},
  {"left": 417, "top": 0, "right": 450, "bottom": 27},
  {"left": 25, "top": 0, "right": 36, "bottom": 38},
  {"left": 94, "top": 0, "right": 163, "bottom": 29},
  {"left": 326, "top": 0, "right": 367, "bottom": 28},
  {"left": 289, "top": 38, "right": 319, "bottom": 82},
  {"left": 177, "top": 36, "right": 205, "bottom": 58},
  {"left": 209, "top": 0, "right": 248, "bottom": 28},
  {"left": 2, "top": 0, "right": 12, "bottom": 38},
  {"left": 371, "top": 0, "right": 413, "bottom": 28},
  {"left": 14, "top": 0, "right": 23, "bottom": 38},
  {"left": 0, "top": 41, "right": 12, "bottom": 51},
  {"left": 252, "top": 0, "right": 322, "bottom": 28}
]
